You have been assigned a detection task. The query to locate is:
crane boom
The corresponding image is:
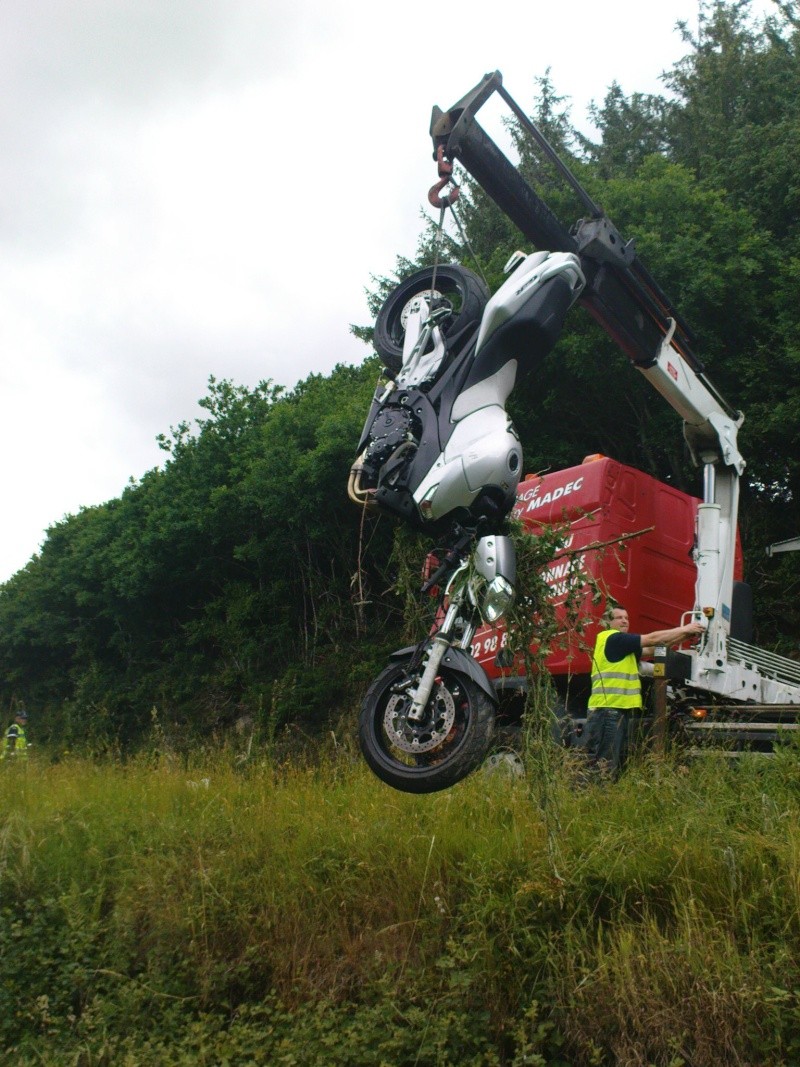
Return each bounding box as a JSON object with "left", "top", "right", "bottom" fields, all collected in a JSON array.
[{"left": 429, "top": 71, "right": 743, "bottom": 474}]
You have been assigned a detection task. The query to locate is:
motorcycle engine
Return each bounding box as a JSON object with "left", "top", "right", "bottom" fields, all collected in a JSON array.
[{"left": 360, "top": 406, "right": 419, "bottom": 490}]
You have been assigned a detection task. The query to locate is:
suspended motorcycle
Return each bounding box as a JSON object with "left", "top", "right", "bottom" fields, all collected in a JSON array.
[
  {"left": 348, "top": 68, "right": 726, "bottom": 792},
  {"left": 349, "top": 250, "right": 585, "bottom": 792}
]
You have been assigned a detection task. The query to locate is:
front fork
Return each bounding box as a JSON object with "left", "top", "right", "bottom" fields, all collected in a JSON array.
[{"left": 406, "top": 601, "right": 476, "bottom": 722}]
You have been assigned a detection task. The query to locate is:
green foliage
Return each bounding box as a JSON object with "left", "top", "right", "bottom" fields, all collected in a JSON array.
[
  {"left": 665, "top": 0, "right": 800, "bottom": 235},
  {"left": 583, "top": 82, "right": 675, "bottom": 176},
  {"left": 4, "top": 753, "right": 800, "bottom": 1063},
  {"left": 0, "top": 365, "right": 401, "bottom": 745}
]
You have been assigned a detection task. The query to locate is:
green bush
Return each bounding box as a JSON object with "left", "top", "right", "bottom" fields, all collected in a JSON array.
[{"left": 2, "top": 750, "right": 800, "bottom": 1064}]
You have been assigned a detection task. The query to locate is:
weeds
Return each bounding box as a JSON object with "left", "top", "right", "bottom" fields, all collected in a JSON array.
[{"left": 1, "top": 750, "right": 800, "bottom": 1063}]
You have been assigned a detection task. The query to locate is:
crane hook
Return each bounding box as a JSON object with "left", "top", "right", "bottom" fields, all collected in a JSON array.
[{"left": 428, "top": 145, "right": 460, "bottom": 209}]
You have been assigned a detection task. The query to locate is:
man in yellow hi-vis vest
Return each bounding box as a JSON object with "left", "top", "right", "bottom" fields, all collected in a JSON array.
[
  {"left": 1, "top": 707, "right": 29, "bottom": 762},
  {"left": 585, "top": 605, "right": 704, "bottom": 777}
]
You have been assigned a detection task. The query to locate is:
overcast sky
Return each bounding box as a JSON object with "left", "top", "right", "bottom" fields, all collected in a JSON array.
[{"left": 0, "top": 0, "right": 776, "bottom": 582}]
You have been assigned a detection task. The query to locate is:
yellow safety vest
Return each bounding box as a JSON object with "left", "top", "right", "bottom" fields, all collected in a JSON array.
[
  {"left": 1, "top": 723, "right": 28, "bottom": 760},
  {"left": 588, "top": 629, "right": 642, "bottom": 710}
]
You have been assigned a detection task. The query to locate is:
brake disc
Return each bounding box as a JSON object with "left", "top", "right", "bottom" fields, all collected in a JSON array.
[{"left": 384, "top": 682, "right": 456, "bottom": 753}]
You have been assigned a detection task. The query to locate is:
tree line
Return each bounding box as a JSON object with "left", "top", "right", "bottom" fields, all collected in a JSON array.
[{"left": 2, "top": 0, "right": 799, "bottom": 749}]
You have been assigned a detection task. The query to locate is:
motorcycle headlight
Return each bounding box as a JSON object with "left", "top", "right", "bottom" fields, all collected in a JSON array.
[{"left": 482, "top": 575, "right": 515, "bottom": 623}]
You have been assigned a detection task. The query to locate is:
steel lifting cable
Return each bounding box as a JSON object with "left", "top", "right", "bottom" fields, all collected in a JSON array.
[
  {"left": 448, "top": 202, "right": 489, "bottom": 288},
  {"left": 429, "top": 204, "right": 446, "bottom": 303},
  {"left": 427, "top": 146, "right": 459, "bottom": 304},
  {"left": 427, "top": 148, "right": 488, "bottom": 293}
]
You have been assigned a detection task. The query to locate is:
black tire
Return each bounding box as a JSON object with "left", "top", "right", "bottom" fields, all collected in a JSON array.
[
  {"left": 358, "top": 661, "right": 495, "bottom": 793},
  {"left": 374, "top": 265, "right": 489, "bottom": 374}
]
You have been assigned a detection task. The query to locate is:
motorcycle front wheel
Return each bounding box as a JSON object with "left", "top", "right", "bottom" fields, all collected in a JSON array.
[{"left": 358, "top": 661, "right": 495, "bottom": 794}]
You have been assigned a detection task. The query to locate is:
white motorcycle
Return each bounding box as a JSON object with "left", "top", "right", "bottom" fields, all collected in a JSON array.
[{"left": 349, "top": 250, "right": 585, "bottom": 792}]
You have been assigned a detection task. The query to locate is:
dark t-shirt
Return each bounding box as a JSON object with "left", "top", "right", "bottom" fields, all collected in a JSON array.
[{"left": 604, "top": 632, "right": 642, "bottom": 663}]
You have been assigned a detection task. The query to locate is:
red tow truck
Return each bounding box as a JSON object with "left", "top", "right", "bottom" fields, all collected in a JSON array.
[{"left": 468, "top": 453, "right": 800, "bottom": 749}]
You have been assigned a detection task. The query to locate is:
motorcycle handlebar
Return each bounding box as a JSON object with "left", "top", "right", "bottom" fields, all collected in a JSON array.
[{"left": 420, "top": 530, "right": 475, "bottom": 594}]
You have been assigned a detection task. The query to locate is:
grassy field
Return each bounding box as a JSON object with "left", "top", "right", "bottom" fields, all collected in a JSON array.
[{"left": 2, "top": 737, "right": 800, "bottom": 1065}]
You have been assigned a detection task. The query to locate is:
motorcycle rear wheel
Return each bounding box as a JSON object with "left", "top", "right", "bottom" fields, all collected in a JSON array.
[
  {"left": 358, "top": 661, "right": 495, "bottom": 794},
  {"left": 373, "top": 264, "right": 489, "bottom": 374}
]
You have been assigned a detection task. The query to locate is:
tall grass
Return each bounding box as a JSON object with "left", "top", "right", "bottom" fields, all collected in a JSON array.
[{"left": 2, "top": 743, "right": 800, "bottom": 1064}]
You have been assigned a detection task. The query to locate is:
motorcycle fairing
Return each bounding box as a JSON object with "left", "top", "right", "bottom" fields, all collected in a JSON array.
[
  {"left": 473, "top": 532, "right": 516, "bottom": 588},
  {"left": 412, "top": 404, "right": 520, "bottom": 522},
  {"left": 465, "top": 253, "right": 585, "bottom": 396}
]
